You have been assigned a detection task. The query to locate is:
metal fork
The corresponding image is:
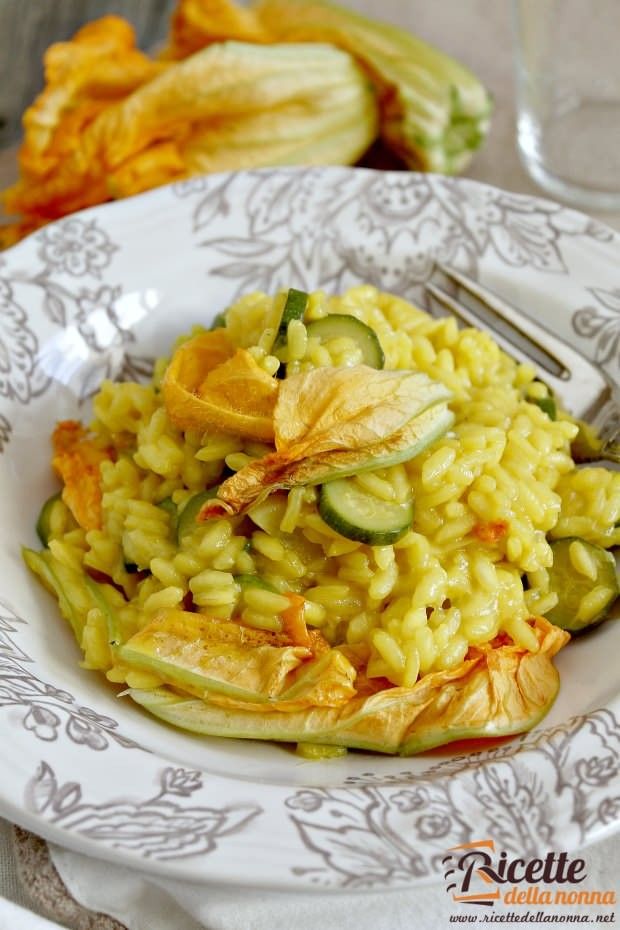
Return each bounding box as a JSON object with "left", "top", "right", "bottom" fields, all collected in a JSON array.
[{"left": 425, "top": 264, "right": 620, "bottom": 464}]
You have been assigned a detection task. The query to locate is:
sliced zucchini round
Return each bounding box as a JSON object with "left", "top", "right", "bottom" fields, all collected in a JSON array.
[
  {"left": 306, "top": 314, "right": 384, "bottom": 369},
  {"left": 157, "top": 496, "right": 177, "bottom": 525},
  {"left": 209, "top": 311, "right": 227, "bottom": 331},
  {"left": 234, "top": 573, "right": 278, "bottom": 593},
  {"left": 35, "top": 492, "right": 63, "bottom": 547},
  {"left": 530, "top": 395, "right": 557, "bottom": 420},
  {"left": 296, "top": 742, "right": 347, "bottom": 759},
  {"left": 571, "top": 421, "right": 604, "bottom": 462},
  {"left": 546, "top": 537, "right": 619, "bottom": 633},
  {"left": 318, "top": 477, "right": 413, "bottom": 546},
  {"left": 524, "top": 381, "right": 556, "bottom": 420},
  {"left": 276, "top": 288, "right": 308, "bottom": 343},
  {"left": 176, "top": 488, "right": 219, "bottom": 543}
]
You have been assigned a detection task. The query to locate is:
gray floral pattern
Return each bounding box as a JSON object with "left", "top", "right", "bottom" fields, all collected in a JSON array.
[
  {"left": 0, "top": 412, "right": 11, "bottom": 451},
  {"left": 26, "top": 762, "right": 261, "bottom": 861},
  {"left": 0, "top": 166, "right": 616, "bottom": 451},
  {"left": 285, "top": 709, "right": 620, "bottom": 888},
  {"left": 0, "top": 600, "right": 139, "bottom": 751},
  {"left": 1, "top": 167, "right": 619, "bottom": 885},
  {"left": 0, "top": 215, "right": 138, "bottom": 446},
  {"left": 0, "top": 277, "right": 41, "bottom": 403},
  {"left": 175, "top": 168, "right": 615, "bottom": 303},
  {"left": 572, "top": 287, "right": 620, "bottom": 368},
  {"left": 37, "top": 218, "right": 117, "bottom": 278},
  {"left": 75, "top": 284, "right": 132, "bottom": 352}
]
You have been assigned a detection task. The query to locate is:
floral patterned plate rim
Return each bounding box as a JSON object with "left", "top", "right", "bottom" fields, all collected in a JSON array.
[{"left": 0, "top": 166, "right": 618, "bottom": 891}]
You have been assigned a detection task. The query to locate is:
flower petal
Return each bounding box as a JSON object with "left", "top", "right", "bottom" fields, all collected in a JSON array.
[
  {"left": 163, "top": 330, "right": 278, "bottom": 441},
  {"left": 201, "top": 366, "right": 453, "bottom": 516}
]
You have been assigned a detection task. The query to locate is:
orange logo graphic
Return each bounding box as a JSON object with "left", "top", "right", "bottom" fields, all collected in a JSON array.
[
  {"left": 441, "top": 839, "right": 612, "bottom": 909},
  {"left": 443, "top": 839, "right": 501, "bottom": 906}
]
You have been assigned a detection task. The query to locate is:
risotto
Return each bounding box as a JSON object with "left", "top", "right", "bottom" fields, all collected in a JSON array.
[{"left": 24, "top": 285, "right": 620, "bottom": 755}]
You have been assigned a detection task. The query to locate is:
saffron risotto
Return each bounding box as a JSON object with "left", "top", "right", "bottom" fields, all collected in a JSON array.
[{"left": 26, "top": 286, "right": 620, "bottom": 753}]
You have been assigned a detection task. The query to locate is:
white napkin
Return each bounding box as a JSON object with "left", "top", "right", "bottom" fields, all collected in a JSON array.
[
  {"left": 49, "top": 835, "right": 620, "bottom": 930},
  {"left": 0, "top": 896, "right": 69, "bottom": 930}
]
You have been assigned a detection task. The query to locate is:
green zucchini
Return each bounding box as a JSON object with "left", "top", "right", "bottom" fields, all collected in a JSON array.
[
  {"left": 22, "top": 547, "right": 118, "bottom": 645},
  {"left": 128, "top": 664, "right": 558, "bottom": 755},
  {"left": 571, "top": 421, "right": 604, "bottom": 463},
  {"left": 157, "top": 496, "right": 178, "bottom": 531},
  {"left": 535, "top": 396, "right": 556, "bottom": 419},
  {"left": 274, "top": 288, "right": 309, "bottom": 351},
  {"left": 209, "top": 312, "right": 227, "bottom": 331},
  {"left": 279, "top": 288, "right": 308, "bottom": 334},
  {"left": 121, "top": 497, "right": 176, "bottom": 573},
  {"left": 306, "top": 314, "right": 384, "bottom": 369},
  {"left": 84, "top": 575, "right": 123, "bottom": 647},
  {"left": 530, "top": 395, "right": 557, "bottom": 420},
  {"left": 235, "top": 573, "right": 278, "bottom": 593},
  {"left": 296, "top": 742, "right": 347, "bottom": 759},
  {"left": 23, "top": 548, "right": 85, "bottom": 641},
  {"left": 272, "top": 288, "right": 310, "bottom": 377},
  {"left": 318, "top": 477, "right": 413, "bottom": 545},
  {"left": 35, "top": 492, "right": 63, "bottom": 546},
  {"left": 157, "top": 496, "right": 177, "bottom": 516},
  {"left": 176, "top": 488, "right": 220, "bottom": 543},
  {"left": 546, "top": 537, "right": 619, "bottom": 633},
  {"left": 524, "top": 382, "right": 556, "bottom": 420}
]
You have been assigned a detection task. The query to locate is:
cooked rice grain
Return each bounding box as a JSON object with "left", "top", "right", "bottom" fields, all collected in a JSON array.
[{"left": 40, "top": 285, "right": 620, "bottom": 688}]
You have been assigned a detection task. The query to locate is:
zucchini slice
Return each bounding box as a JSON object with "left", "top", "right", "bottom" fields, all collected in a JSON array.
[
  {"left": 296, "top": 742, "right": 347, "bottom": 759},
  {"left": 571, "top": 421, "right": 604, "bottom": 463},
  {"left": 23, "top": 547, "right": 85, "bottom": 641},
  {"left": 176, "top": 488, "right": 219, "bottom": 543},
  {"left": 306, "top": 314, "right": 384, "bottom": 369},
  {"left": 533, "top": 396, "right": 557, "bottom": 420},
  {"left": 275, "top": 288, "right": 308, "bottom": 345},
  {"left": 235, "top": 573, "right": 278, "bottom": 593},
  {"left": 524, "top": 381, "right": 556, "bottom": 420},
  {"left": 209, "top": 311, "right": 227, "bottom": 331},
  {"left": 318, "top": 477, "right": 413, "bottom": 545},
  {"left": 84, "top": 575, "right": 123, "bottom": 647},
  {"left": 546, "top": 537, "right": 619, "bottom": 633},
  {"left": 528, "top": 394, "right": 557, "bottom": 420},
  {"left": 35, "top": 492, "right": 63, "bottom": 546},
  {"left": 157, "top": 496, "right": 178, "bottom": 531}
]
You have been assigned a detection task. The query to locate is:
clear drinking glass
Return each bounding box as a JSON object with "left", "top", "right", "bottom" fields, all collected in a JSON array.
[{"left": 513, "top": 0, "right": 620, "bottom": 210}]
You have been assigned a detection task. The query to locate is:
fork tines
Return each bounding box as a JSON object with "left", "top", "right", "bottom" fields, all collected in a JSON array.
[
  {"left": 424, "top": 262, "right": 619, "bottom": 460},
  {"left": 427, "top": 263, "right": 578, "bottom": 383}
]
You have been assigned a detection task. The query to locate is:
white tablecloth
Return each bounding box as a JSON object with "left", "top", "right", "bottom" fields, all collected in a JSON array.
[{"left": 1, "top": 0, "right": 619, "bottom": 926}]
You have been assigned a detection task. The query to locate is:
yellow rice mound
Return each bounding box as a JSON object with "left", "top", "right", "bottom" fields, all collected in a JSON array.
[{"left": 40, "top": 286, "right": 620, "bottom": 690}]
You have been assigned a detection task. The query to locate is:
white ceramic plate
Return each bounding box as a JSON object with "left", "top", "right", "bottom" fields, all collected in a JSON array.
[{"left": 0, "top": 167, "right": 618, "bottom": 891}]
